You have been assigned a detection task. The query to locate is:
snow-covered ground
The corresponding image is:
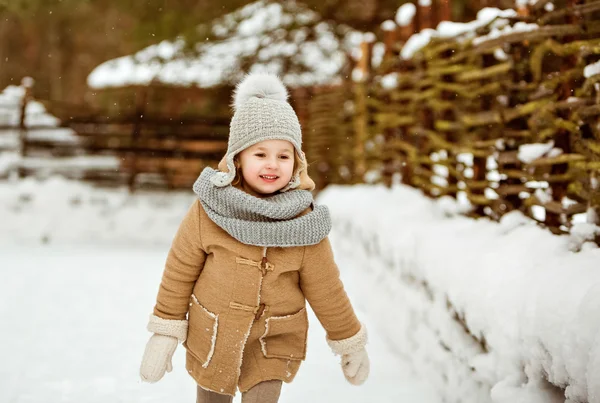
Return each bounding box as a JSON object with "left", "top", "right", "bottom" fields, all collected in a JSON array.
[
  {"left": 0, "top": 176, "right": 438, "bottom": 403},
  {"left": 1, "top": 243, "right": 437, "bottom": 403},
  {"left": 2, "top": 176, "right": 599, "bottom": 403}
]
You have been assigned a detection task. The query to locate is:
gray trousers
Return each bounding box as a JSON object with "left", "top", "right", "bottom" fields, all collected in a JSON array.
[{"left": 196, "top": 380, "right": 282, "bottom": 403}]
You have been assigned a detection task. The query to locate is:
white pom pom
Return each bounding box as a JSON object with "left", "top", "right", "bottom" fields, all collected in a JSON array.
[{"left": 232, "top": 73, "right": 288, "bottom": 111}]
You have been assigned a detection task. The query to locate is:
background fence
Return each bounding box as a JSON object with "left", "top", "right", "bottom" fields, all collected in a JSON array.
[
  {"left": 0, "top": 82, "right": 231, "bottom": 191},
  {"left": 1, "top": 0, "right": 599, "bottom": 244},
  {"left": 310, "top": 0, "right": 600, "bottom": 244}
]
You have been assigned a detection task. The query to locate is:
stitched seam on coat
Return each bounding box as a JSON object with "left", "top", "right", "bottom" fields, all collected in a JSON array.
[
  {"left": 236, "top": 317, "right": 255, "bottom": 383},
  {"left": 196, "top": 200, "right": 205, "bottom": 252},
  {"left": 197, "top": 384, "right": 234, "bottom": 397},
  {"left": 300, "top": 245, "right": 307, "bottom": 274},
  {"left": 202, "top": 315, "right": 218, "bottom": 369},
  {"left": 259, "top": 308, "right": 306, "bottom": 359},
  {"left": 190, "top": 294, "right": 219, "bottom": 368},
  {"left": 235, "top": 266, "right": 263, "bottom": 386},
  {"left": 259, "top": 319, "right": 270, "bottom": 357}
]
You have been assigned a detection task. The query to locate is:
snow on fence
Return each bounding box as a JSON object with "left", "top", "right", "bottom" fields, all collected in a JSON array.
[
  {"left": 0, "top": 81, "right": 230, "bottom": 191},
  {"left": 323, "top": 0, "right": 600, "bottom": 243}
]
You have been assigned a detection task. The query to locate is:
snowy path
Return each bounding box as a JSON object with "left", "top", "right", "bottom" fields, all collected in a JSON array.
[{"left": 1, "top": 243, "right": 438, "bottom": 403}]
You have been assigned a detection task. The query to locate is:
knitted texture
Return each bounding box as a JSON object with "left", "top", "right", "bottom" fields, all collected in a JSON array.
[
  {"left": 194, "top": 167, "right": 331, "bottom": 247},
  {"left": 326, "top": 324, "right": 368, "bottom": 355},
  {"left": 210, "top": 73, "right": 305, "bottom": 191},
  {"left": 147, "top": 314, "right": 188, "bottom": 342},
  {"left": 140, "top": 333, "right": 178, "bottom": 383}
]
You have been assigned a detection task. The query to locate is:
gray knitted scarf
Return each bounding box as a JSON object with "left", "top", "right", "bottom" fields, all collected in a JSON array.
[{"left": 193, "top": 167, "right": 331, "bottom": 247}]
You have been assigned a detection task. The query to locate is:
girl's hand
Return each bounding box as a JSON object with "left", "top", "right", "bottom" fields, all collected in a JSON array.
[
  {"left": 139, "top": 314, "right": 189, "bottom": 383},
  {"left": 326, "top": 324, "right": 369, "bottom": 385},
  {"left": 341, "top": 348, "right": 370, "bottom": 385},
  {"left": 140, "top": 334, "right": 178, "bottom": 383}
]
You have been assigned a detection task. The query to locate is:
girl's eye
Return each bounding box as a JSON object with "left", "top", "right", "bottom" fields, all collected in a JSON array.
[
  {"left": 280, "top": 155, "right": 290, "bottom": 159},
  {"left": 255, "top": 153, "right": 266, "bottom": 157}
]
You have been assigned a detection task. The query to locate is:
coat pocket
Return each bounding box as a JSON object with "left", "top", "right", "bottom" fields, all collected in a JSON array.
[
  {"left": 260, "top": 307, "right": 308, "bottom": 360},
  {"left": 184, "top": 294, "right": 218, "bottom": 368}
]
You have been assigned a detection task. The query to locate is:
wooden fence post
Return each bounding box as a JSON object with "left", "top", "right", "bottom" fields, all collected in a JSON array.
[
  {"left": 545, "top": 0, "right": 580, "bottom": 230},
  {"left": 383, "top": 22, "right": 398, "bottom": 60},
  {"left": 353, "top": 39, "right": 374, "bottom": 183},
  {"left": 439, "top": 0, "right": 452, "bottom": 22},
  {"left": 358, "top": 40, "right": 374, "bottom": 81},
  {"left": 127, "top": 87, "right": 147, "bottom": 192},
  {"left": 418, "top": 0, "right": 434, "bottom": 31},
  {"left": 397, "top": 3, "right": 417, "bottom": 43},
  {"left": 18, "top": 77, "right": 34, "bottom": 179},
  {"left": 353, "top": 82, "right": 368, "bottom": 183}
]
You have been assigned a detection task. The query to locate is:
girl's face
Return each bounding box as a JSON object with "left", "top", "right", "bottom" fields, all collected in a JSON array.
[{"left": 237, "top": 139, "right": 295, "bottom": 195}]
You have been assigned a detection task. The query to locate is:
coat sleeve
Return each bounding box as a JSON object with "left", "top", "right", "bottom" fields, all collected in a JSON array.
[
  {"left": 299, "top": 237, "right": 362, "bottom": 341},
  {"left": 152, "top": 200, "right": 207, "bottom": 320}
]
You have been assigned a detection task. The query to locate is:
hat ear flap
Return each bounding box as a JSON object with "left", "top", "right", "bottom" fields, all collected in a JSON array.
[
  {"left": 296, "top": 152, "right": 315, "bottom": 191},
  {"left": 210, "top": 154, "right": 237, "bottom": 187},
  {"left": 217, "top": 155, "right": 229, "bottom": 173},
  {"left": 280, "top": 151, "right": 315, "bottom": 192}
]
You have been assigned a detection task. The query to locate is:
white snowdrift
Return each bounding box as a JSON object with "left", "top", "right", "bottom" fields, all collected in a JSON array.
[{"left": 319, "top": 184, "right": 600, "bottom": 403}]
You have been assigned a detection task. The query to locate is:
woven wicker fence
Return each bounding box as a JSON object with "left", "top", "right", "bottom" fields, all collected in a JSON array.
[{"left": 314, "top": 0, "right": 600, "bottom": 243}]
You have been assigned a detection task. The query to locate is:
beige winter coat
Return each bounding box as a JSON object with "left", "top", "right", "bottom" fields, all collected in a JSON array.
[{"left": 152, "top": 199, "right": 361, "bottom": 396}]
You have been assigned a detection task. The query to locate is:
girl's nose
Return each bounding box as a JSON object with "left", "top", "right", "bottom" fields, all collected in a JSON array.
[{"left": 265, "top": 157, "right": 277, "bottom": 168}]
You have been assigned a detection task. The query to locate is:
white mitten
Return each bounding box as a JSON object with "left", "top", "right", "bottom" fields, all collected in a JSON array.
[
  {"left": 140, "top": 314, "right": 188, "bottom": 383},
  {"left": 341, "top": 348, "right": 370, "bottom": 385},
  {"left": 326, "top": 324, "right": 370, "bottom": 386}
]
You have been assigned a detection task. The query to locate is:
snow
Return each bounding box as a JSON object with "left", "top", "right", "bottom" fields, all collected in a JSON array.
[
  {"left": 584, "top": 60, "right": 600, "bottom": 79},
  {"left": 0, "top": 176, "right": 438, "bottom": 403},
  {"left": 380, "top": 72, "right": 399, "bottom": 89},
  {"left": 400, "top": 7, "right": 522, "bottom": 59},
  {"left": 19, "top": 156, "right": 119, "bottom": 171},
  {"left": 472, "top": 22, "right": 539, "bottom": 46},
  {"left": 518, "top": 141, "right": 554, "bottom": 163},
  {"left": 534, "top": 188, "right": 552, "bottom": 204},
  {"left": 516, "top": 0, "right": 544, "bottom": 7},
  {"left": 401, "top": 28, "right": 438, "bottom": 59},
  {"left": 0, "top": 83, "right": 119, "bottom": 177},
  {"left": 0, "top": 82, "right": 72, "bottom": 129},
  {"left": 371, "top": 42, "right": 385, "bottom": 68},
  {"left": 318, "top": 184, "right": 600, "bottom": 403},
  {"left": 381, "top": 20, "right": 396, "bottom": 32},
  {"left": 88, "top": 0, "right": 362, "bottom": 89},
  {"left": 351, "top": 68, "right": 365, "bottom": 82},
  {"left": 363, "top": 32, "right": 376, "bottom": 43},
  {"left": 395, "top": 3, "right": 416, "bottom": 27},
  {"left": 494, "top": 48, "right": 509, "bottom": 61},
  {"left": 2, "top": 174, "right": 599, "bottom": 402},
  {"left": 0, "top": 176, "right": 192, "bottom": 245}
]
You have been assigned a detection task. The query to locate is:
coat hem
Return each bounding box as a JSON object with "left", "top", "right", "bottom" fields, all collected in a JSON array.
[
  {"left": 238, "top": 374, "right": 296, "bottom": 393},
  {"left": 195, "top": 381, "right": 236, "bottom": 397}
]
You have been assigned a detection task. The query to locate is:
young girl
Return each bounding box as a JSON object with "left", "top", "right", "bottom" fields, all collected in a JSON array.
[{"left": 139, "top": 73, "right": 370, "bottom": 403}]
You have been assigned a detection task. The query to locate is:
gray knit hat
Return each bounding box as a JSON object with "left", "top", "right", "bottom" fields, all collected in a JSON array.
[{"left": 211, "top": 73, "right": 306, "bottom": 192}]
